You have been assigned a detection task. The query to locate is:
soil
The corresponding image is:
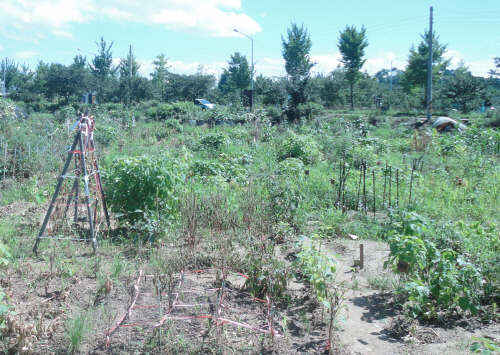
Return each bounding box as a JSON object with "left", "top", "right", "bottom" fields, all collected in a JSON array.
[{"left": 0, "top": 200, "right": 499, "bottom": 354}]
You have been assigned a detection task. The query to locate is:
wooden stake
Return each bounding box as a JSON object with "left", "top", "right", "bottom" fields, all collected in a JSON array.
[
  {"left": 396, "top": 169, "right": 399, "bottom": 208},
  {"left": 360, "top": 244, "right": 364, "bottom": 269},
  {"left": 373, "top": 169, "right": 376, "bottom": 218},
  {"left": 388, "top": 166, "right": 392, "bottom": 208}
]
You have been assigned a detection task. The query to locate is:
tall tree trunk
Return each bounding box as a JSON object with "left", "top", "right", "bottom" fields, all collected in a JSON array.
[{"left": 350, "top": 82, "right": 354, "bottom": 110}]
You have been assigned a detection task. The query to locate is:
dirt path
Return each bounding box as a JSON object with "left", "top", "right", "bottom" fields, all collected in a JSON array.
[{"left": 325, "top": 239, "right": 402, "bottom": 354}]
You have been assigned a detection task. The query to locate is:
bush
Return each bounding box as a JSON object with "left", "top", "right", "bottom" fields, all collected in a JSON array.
[
  {"left": 104, "top": 154, "right": 185, "bottom": 225},
  {"left": 95, "top": 124, "right": 118, "bottom": 147},
  {"left": 165, "top": 118, "right": 183, "bottom": 132},
  {"left": 277, "top": 133, "right": 322, "bottom": 165},
  {"left": 296, "top": 102, "right": 325, "bottom": 120},
  {"left": 275, "top": 158, "right": 304, "bottom": 176},
  {"left": 199, "top": 133, "right": 230, "bottom": 151},
  {"left": 173, "top": 101, "right": 196, "bottom": 114}
]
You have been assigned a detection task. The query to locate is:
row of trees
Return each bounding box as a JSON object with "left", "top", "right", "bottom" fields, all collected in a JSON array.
[{"left": 1, "top": 28, "right": 499, "bottom": 115}]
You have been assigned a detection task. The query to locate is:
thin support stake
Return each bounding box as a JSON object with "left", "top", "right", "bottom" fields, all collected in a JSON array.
[{"left": 34, "top": 132, "right": 80, "bottom": 254}]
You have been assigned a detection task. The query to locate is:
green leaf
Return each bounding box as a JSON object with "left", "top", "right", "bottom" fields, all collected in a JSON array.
[
  {"left": 470, "top": 342, "right": 481, "bottom": 352},
  {"left": 470, "top": 304, "right": 479, "bottom": 316},
  {"left": 458, "top": 296, "right": 470, "bottom": 311}
]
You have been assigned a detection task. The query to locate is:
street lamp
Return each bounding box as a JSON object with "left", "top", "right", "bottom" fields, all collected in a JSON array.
[
  {"left": 390, "top": 57, "right": 399, "bottom": 90},
  {"left": 234, "top": 28, "right": 254, "bottom": 112}
]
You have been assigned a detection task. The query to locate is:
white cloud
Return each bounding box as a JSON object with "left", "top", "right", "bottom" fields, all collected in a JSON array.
[
  {"left": 0, "top": 0, "right": 93, "bottom": 39},
  {"left": 363, "top": 51, "right": 400, "bottom": 75},
  {"left": 311, "top": 53, "right": 342, "bottom": 75},
  {"left": 444, "top": 49, "right": 496, "bottom": 77},
  {"left": 15, "top": 51, "right": 40, "bottom": 59},
  {"left": 0, "top": 0, "right": 260, "bottom": 40},
  {"left": 0, "top": 45, "right": 3, "bottom": 50}
]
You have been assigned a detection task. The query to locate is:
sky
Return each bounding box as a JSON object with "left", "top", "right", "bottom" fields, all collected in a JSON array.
[{"left": 0, "top": 0, "right": 499, "bottom": 80}]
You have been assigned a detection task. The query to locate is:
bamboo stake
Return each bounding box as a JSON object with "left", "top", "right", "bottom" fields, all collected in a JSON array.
[
  {"left": 3, "top": 143, "right": 6, "bottom": 180},
  {"left": 363, "top": 162, "right": 366, "bottom": 215},
  {"left": 383, "top": 161, "right": 387, "bottom": 208},
  {"left": 373, "top": 169, "right": 376, "bottom": 218},
  {"left": 396, "top": 169, "right": 399, "bottom": 208},
  {"left": 388, "top": 166, "right": 392, "bottom": 208}
]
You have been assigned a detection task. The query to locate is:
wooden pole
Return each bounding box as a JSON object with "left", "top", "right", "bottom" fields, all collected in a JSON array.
[
  {"left": 360, "top": 243, "right": 364, "bottom": 269},
  {"left": 373, "top": 169, "right": 376, "bottom": 218}
]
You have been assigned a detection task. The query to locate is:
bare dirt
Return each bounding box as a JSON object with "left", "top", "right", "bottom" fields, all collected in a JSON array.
[{"left": 0, "top": 199, "right": 499, "bottom": 354}]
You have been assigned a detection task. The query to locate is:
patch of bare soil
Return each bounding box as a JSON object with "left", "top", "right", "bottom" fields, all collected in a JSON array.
[{"left": 322, "top": 238, "right": 500, "bottom": 355}]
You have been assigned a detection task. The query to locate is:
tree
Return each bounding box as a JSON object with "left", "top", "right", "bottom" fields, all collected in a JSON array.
[
  {"left": 442, "top": 62, "right": 486, "bottom": 113},
  {"left": 282, "top": 23, "right": 314, "bottom": 77},
  {"left": 489, "top": 57, "right": 500, "bottom": 78},
  {"left": 118, "top": 50, "right": 141, "bottom": 78},
  {"left": 319, "top": 69, "right": 347, "bottom": 108},
  {"left": 90, "top": 37, "right": 118, "bottom": 79},
  {"left": 150, "top": 54, "right": 171, "bottom": 101},
  {"left": 338, "top": 25, "right": 369, "bottom": 110},
  {"left": 0, "top": 59, "right": 20, "bottom": 93},
  {"left": 281, "top": 23, "right": 316, "bottom": 120},
  {"left": 400, "top": 30, "right": 450, "bottom": 104},
  {"left": 227, "top": 52, "right": 251, "bottom": 98},
  {"left": 254, "top": 74, "right": 287, "bottom": 106}
]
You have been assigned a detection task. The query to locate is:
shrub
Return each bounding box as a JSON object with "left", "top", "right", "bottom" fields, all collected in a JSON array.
[
  {"left": 199, "top": 133, "right": 230, "bottom": 151},
  {"left": 165, "top": 118, "right": 183, "bottom": 132},
  {"left": 296, "top": 102, "right": 325, "bottom": 120},
  {"left": 173, "top": 101, "right": 196, "bottom": 114},
  {"left": 277, "top": 133, "right": 322, "bottom": 165},
  {"left": 104, "top": 154, "right": 185, "bottom": 225},
  {"left": 95, "top": 124, "right": 118, "bottom": 147},
  {"left": 275, "top": 158, "right": 304, "bottom": 176},
  {"left": 157, "top": 103, "right": 174, "bottom": 120}
]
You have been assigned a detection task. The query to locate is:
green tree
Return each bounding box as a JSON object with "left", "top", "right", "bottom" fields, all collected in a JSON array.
[
  {"left": 227, "top": 52, "right": 251, "bottom": 98},
  {"left": 89, "top": 37, "right": 118, "bottom": 78},
  {"left": 400, "top": 30, "right": 450, "bottom": 104},
  {"left": 118, "top": 50, "right": 141, "bottom": 78},
  {"left": 33, "top": 60, "right": 50, "bottom": 97},
  {"left": 489, "top": 57, "right": 500, "bottom": 78},
  {"left": 282, "top": 23, "right": 314, "bottom": 77},
  {"left": 150, "top": 54, "right": 171, "bottom": 101},
  {"left": 254, "top": 74, "right": 287, "bottom": 106},
  {"left": 338, "top": 25, "right": 369, "bottom": 110},
  {"left": 281, "top": 23, "right": 316, "bottom": 120},
  {"left": 442, "top": 63, "right": 486, "bottom": 113},
  {"left": 319, "top": 69, "right": 346, "bottom": 108},
  {"left": 0, "top": 59, "right": 20, "bottom": 93}
]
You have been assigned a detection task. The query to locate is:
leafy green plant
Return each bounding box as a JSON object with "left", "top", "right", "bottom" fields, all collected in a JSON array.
[
  {"left": 277, "top": 133, "right": 321, "bottom": 165},
  {"left": 295, "top": 234, "right": 337, "bottom": 302},
  {"left": 384, "top": 212, "right": 483, "bottom": 319},
  {"left": 165, "top": 118, "right": 183, "bottom": 132},
  {"left": 469, "top": 336, "right": 500, "bottom": 355},
  {"left": 198, "top": 133, "right": 230, "bottom": 151},
  {"left": 104, "top": 154, "right": 185, "bottom": 225}
]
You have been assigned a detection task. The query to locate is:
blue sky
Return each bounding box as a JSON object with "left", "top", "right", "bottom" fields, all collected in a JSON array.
[{"left": 1, "top": 0, "right": 499, "bottom": 79}]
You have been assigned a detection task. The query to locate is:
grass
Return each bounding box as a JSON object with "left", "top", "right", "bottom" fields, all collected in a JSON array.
[
  {"left": 367, "top": 274, "right": 394, "bottom": 291},
  {"left": 65, "top": 308, "right": 92, "bottom": 354},
  {"left": 0, "top": 107, "right": 499, "bottom": 353}
]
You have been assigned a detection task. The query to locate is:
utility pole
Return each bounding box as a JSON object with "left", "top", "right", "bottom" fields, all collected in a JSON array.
[
  {"left": 426, "top": 6, "right": 433, "bottom": 122},
  {"left": 129, "top": 45, "right": 132, "bottom": 77},
  {"left": 2, "top": 59, "right": 5, "bottom": 98}
]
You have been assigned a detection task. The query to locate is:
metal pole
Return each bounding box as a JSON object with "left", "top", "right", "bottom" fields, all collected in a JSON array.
[
  {"left": 426, "top": 6, "right": 433, "bottom": 122},
  {"left": 34, "top": 132, "right": 80, "bottom": 254},
  {"left": 2, "top": 59, "right": 5, "bottom": 98},
  {"left": 78, "top": 131, "right": 98, "bottom": 253},
  {"left": 129, "top": 45, "right": 132, "bottom": 77},
  {"left": 251, "top": 37, "right": 254, "bottom": 113}
]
